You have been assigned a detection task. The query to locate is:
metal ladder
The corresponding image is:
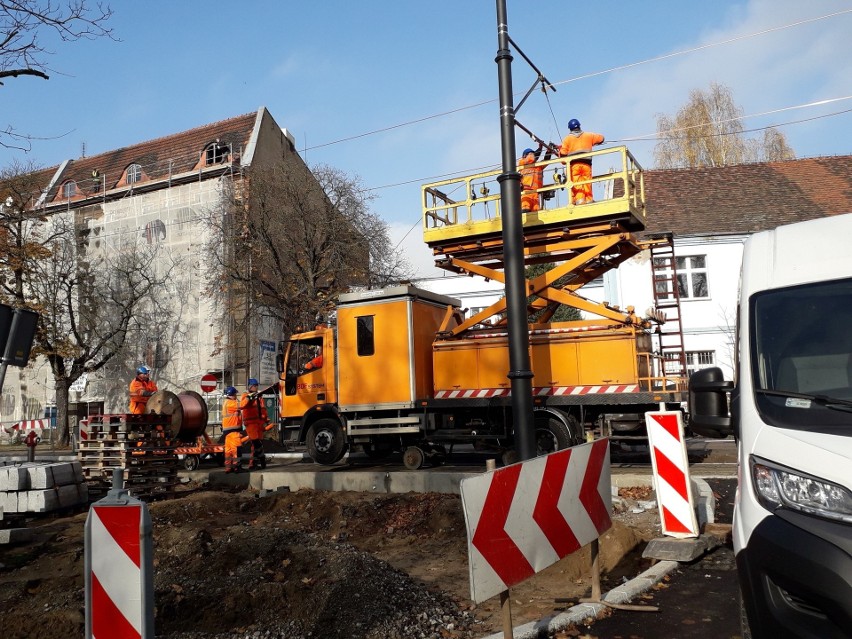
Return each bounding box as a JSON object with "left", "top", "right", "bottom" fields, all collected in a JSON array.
[{"left": 649, "top": 238, "right": 687, "bottom": 379}]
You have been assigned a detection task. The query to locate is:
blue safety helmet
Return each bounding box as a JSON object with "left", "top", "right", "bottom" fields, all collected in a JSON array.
[
  {"left": 247, "top": 378, "right": 259, "bottom": 387},
  {"left": 136, "top": 365, "right": 150, "bottom": 375},
  {"left": 522, "top": 148, "right": 534, "bottom": 156},
  {"left": 568, "top": 118, "right": 581, "bottom": 131},
  {"left": 224, "top": 386, "right": 237, "bottom": 397}
]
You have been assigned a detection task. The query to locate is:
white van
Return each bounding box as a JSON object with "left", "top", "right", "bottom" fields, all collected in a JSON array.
[{"left": 689, "top": 213, "right": 852, "bottom": 639}]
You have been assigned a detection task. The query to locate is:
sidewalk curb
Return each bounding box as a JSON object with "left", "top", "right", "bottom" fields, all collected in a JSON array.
[{"left": 477, "top": 560, "right": 681, "bottom": 639}]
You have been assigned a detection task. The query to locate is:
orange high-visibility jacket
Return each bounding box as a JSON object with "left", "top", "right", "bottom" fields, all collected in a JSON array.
[
  {"left": 128, "top": 378, "right": 158, "bottom": 414},
  {"left": 559, "top": 131, "right": 605, "bottom": 158},
  {"left": 240, "top": 392, "right": 268, "bottom": 440},
  {"left": 222, "top": 397, "right": 243, "bottom": 432},
  {"left": 519, "top": 153, "right": 543, "bottom": 191}
]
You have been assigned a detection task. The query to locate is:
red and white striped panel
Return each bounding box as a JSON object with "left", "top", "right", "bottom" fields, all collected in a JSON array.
[
  {"left": 645, "top": 411, "right": 698, "bottom": 538},
  {"left": 10, "top": 419, "right": 47, "bottom": 431},
  {"left": 88, "top": 504, "right": 145, "bottom": 638},
  {"left": 434, "top": 385, "right": 638, "bottom": 399}
]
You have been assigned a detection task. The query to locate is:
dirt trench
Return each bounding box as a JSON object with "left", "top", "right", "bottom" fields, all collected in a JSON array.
[{"left": 0, "top": 483, "right": 660, "bottom": 638}]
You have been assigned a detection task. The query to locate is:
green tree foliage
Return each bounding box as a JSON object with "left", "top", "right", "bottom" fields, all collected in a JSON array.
[{"left": 654, "top": 82, "right": 795, "bottom": 169}]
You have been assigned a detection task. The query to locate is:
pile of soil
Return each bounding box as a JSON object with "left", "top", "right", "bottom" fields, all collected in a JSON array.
[{"left": 0, "top": 482, "right": 661, "bottom": 638}]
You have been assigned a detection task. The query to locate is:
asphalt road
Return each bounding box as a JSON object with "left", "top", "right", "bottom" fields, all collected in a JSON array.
[{"left": 572, "top": 477, "right": 740, "bottom": 639}]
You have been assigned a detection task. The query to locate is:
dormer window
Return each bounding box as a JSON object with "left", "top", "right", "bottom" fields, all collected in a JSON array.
[
  {"left": 205, "top": 142, "right": 230, "bottom": 165},
  {"left": 62, "top": 181, "right": 77, "bottom": 198},
  {"left": 126, "top": 163, "right": 142, "bottom": 184}
]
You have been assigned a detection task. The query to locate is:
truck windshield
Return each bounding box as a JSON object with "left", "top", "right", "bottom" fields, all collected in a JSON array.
[{"left": 751, "top": 277, "right": 852, "bottom": 433}]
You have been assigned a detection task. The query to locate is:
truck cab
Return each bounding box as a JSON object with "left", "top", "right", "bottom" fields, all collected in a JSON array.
[{"left": 690, "top": 213, "right": 852, "bottom": 638}]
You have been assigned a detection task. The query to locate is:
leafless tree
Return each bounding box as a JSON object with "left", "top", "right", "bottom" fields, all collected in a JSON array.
[
  {"left": 654, "top": 83, "right": 795, "bottom": 169},
  {"left": 203, "top": 163, "right": 411, "bottom": 344},
  {"left": 1, "top": 1, "right": 115, "bottom": 149}
]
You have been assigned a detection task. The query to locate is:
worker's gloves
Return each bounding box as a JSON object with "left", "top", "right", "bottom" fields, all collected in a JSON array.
[{"left": 143, "top": 390, "right": 154, "bottom": 396}]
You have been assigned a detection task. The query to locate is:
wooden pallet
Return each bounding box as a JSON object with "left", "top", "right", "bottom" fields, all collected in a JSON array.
[{"left": 78, "top": 413, "right": 180, "bottom": 502}]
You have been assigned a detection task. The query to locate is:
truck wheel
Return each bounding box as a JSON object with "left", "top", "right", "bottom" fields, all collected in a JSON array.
[
  {"left": 534, "top": 415, "right": 579, "bottom": 454},
  {"left": 403, "top": 446, "right": 425, "bottom": 470},
  {"left": 184, "top": 455, "right": 200, "bottom": 471},
  {"left": 307, "top": 418, "right": 347, "bottom": 465}
]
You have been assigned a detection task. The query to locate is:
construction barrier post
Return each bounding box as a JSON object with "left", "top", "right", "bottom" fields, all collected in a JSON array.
[
  {"left": 85, "top": 469, "right": 155, "bottom": 638},
  {"left": 645, "top": 411, "right": 699, "bottom": 538}
]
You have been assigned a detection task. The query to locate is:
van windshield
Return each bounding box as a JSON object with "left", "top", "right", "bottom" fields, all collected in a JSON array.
[{"left": 751, "top": 277, "right": 852, "bottom": 433}]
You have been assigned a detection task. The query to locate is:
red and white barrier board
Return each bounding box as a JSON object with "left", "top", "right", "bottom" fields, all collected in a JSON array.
[
  {"left": 3, "top": 419, "right": 47, "bottom": 433},
  {"left": 85, "top": 495, "right": 154, "bottom": 638},
  {"left": 460, "top": 439, "right": 612, "bottom": 603},
  {"left": 645, "top": 411, "right": 699, "bottom": 538}
]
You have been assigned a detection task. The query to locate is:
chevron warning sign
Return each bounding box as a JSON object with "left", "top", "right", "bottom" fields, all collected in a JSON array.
[
  {"left": 645, "top": 411, "right": 699, "bottom": 538},
  {"left": 460, "top": 439, "right": 612, "bottom": 603}
]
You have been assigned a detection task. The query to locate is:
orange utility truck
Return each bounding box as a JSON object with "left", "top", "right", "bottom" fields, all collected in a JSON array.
[{"left": 278, "top": 146, "right": 687, "bottom": 468}]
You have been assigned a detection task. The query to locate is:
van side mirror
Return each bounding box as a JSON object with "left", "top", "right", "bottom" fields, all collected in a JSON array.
[
  {"left": 275, "top": 353, "right": 284, "bottom": 374},
  {"left": 688, "top": 367, "right": 734, "bottom": 438}
]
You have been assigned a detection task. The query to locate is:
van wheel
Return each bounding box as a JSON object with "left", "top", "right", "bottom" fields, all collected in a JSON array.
[
  {"left": 307, "top": 418, "right": 347, "bottom": 465},
  {"left": 403, "top": 446, "right": 425, "bottom": 470},
  {"left": 183, "top": 455, "right": 200, "bottom": 471},
  {"left": 534, "top": 415, "right": 581, "bottom": 455}
]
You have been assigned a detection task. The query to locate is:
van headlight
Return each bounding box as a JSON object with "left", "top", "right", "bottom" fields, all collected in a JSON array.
[{"left": 751, "top": 456, "right": 852, "bottom": 524}]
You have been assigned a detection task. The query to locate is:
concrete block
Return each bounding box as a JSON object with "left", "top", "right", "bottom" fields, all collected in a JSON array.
[
  {"left": 26, "top": 463, "right": 56, "bottom": 490},
  {"left": 0, "top": 491, "right": 20, "bottom": 513},
  {"left": 0, "top": 528, "right": 33, "bottom": 545},
  {"left": 642, "top": 536, "right": 708, "bottom": 562},
  {"left": 48, "top": 462, "right": 78, "bottom": 486},
  {"left": 26, "top": 489, "right": 59, "bottom": 513},
  {"left": 71, "top": 460, "right": 84, "bottom": 483},
  {"left": 0, "top": 465, "right": 28, "bottom": 491},
  {"left": 57, "top": 484, "right": 80, "bottom": 508}
]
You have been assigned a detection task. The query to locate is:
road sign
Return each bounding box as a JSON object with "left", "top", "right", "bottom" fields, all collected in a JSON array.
[
  {"left": 200, "top": 374, "right": 217, "bottom": 393},
  {"left": 460, "top": 439, "right": 612, "bottom": 603},
  {"left": 645, "top": 411, "right": 699, "bottom": 538}
]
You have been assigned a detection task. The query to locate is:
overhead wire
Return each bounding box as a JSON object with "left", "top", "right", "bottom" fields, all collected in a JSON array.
[{"left": 301, "top": 8, "right": 852, "bottom": 154}]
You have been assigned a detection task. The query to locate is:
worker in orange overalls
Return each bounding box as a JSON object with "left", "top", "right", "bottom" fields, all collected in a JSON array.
[
  {"left": 128, "top": 365, "right": 158, "bottom": 414},
  {"left": 518, "top": 146, "right": 544, "bottom": 213},
  {"left": 558, "top": 119, "right": 605, "bottom": 205},
  {"left": 222, "top": 386, "right": 244, "bottom": 473},
  {"left": 240, "top": 378, "right": 274, "bottom": 470},
  {"left": 301, "top": 346, "right": 323, "bottom": 374}
]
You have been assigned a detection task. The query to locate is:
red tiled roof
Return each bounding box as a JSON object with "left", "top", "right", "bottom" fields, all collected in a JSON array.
[
  {"left": 643, "top": 155, "right": 852, "bottom": 236},
  {"left": 41, "top": 111, "right": 258, "bottom": 204}
]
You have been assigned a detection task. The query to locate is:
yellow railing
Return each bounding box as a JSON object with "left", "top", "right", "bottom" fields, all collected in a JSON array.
[{"left": 422, "top": 145, "right": 645, "bottom": 248}]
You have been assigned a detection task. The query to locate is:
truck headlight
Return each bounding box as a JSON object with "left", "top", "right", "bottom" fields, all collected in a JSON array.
[{"left": 751, "top": 456, "right": 852, "bottom": 524}]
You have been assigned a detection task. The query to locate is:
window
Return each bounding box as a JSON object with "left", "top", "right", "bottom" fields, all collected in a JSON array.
[
  {"left": 685, "top": 350, "right": 715, "bottom": 376},
  {"left": 62, "top": 181, "right": 77, "bottom": 198},
  {"left": 676, "top": 255, "right": 709, "bottom": 299},
  {"left": 653, "top": 254, "right": 709, "bottom": 300},
  {"left": 357, "top": 316, "right": 375, "bottom": 356},
  {"left": 205, "top": 143, "right": 230, "bottom": 165},
  {"left": 126, "top": 163, "right": 142, "bottom": 184}
]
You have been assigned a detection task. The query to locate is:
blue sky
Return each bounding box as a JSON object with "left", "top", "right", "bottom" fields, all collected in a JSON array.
[{"left": 3, "top": 1, "right": 851, "bottom": 276}]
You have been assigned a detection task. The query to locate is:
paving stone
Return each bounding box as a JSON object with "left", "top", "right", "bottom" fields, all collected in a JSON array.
[{"left": 642, "top": 536, "right": 708, "bottom": 562}]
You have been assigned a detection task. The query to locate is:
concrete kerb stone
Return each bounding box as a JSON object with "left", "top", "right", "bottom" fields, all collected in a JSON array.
[{"left": 477, "top": 560, "right": 681, "bottom": 639}]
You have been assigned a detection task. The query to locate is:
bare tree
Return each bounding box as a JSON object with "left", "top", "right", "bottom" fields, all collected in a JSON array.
[
  {"left": 654, "top": 82, "right": 795, "bottom": 169},
  {"left": 204, "top": 163, "right": 411, "bottom": 344},
  {"left": 1, "top": 1, "right": 115, "bottom": 149}
]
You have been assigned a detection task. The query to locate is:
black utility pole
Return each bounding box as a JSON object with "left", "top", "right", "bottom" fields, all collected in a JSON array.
[{"left": 495, "top": 0, "right": 535, "bottom": 462}]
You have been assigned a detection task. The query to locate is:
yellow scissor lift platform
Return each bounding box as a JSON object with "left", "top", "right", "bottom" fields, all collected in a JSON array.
[{"left": 421, "top": 146, "right": 675, "bottom": 336}]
